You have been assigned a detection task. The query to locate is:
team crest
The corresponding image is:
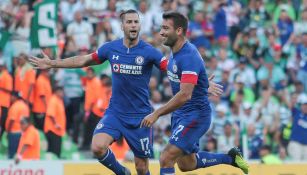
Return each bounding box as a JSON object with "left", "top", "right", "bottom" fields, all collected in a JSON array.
[
  {"left": 135, "top": 56, "right": 144, "bottom": 65},
  {"left": 172, "top": 64, "right": 178, "bottom": 73},
  {"left": 113, "top": 64, "right": 120, "bottom": 72},
  {"left": 96, "top": 123, "right": 104, "bottom": 129}
]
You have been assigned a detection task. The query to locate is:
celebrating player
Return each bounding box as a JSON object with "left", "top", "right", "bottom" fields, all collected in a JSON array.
[
  {"left": 29, "top": 9, "right": 222, "bottom": 175},
  {"left": 140, "top": 11, "right": 249, "bottom": 175}
]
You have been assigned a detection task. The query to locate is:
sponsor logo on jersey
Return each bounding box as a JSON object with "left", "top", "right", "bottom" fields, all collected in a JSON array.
[
  {"left": 135, "top": 56, "right": 144, "bottom": 65},
  {"left": 113, "top": 64, "right": 120, "bottom": 72},
  {"left": 172, "top": 64, "right": 178, "bottom": 73},
  {"left": 112, "top": 64, "right": 143, "bottom": 75},
  {"left": 112, "top": 55, "right": 119, "bottom": 60},
  {"left": 96, "top": 123, "right": 104, "bottom": 129}
]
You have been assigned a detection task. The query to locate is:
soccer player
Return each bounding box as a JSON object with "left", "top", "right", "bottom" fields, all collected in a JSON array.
[
  {"left": 140, "top": 12, "right": 249, "bottom": 175},
  {"left": 29, "top": 9, "right": 222, "bottom": 175}
]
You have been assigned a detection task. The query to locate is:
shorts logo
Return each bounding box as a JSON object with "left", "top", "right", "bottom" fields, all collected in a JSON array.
[
  {"left": 202, "top": 158, "right": 206, "bottom": 165},
  {"left": 96, "top": 123, "right": 104, "bottom": 129},
  {"left": 172, "top": 64, "right": 178, "bottom": 73},
  {"left": 135, "top": 56, "right": 144, "bottom": 65},
  {"left": 113, "top": 64, "right": 120, "bottom": 72}
]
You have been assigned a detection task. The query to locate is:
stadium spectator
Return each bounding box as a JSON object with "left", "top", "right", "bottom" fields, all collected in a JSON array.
[
  {"left": 60, "top": 0, "right": 83, "bottom": 26},
  {"left": 81, "top": 71, "right": 110, "bottom": 150},
  {"left": 15, "top": 117, "right": 40, "bottom": 164},
  {"left": 9, "top": 3, "right": 31, "bottom": 57},
  {"left": 287, "top": 94, "right": 307, "bottom": 160},
  {"left": 67, "top": 10, "right": 94, "bottom": 50},
  {"left": 0, "top": 59, "right": 13, "bottom": 138},
  {"left": 259, "top": 145, "right": 282, "bottom": 164},
  {"left": 211, "top": 104, "right": 228, "bottom": 137},
  {"left": 188, "top": 10, "right": 211, "bottom": 49},
  {"left": 5, "top": 91, "right": 30, "bottom": 158},
  {"left": 245, "top": 0, "right": 270, "bottom": 30},
  {"left": 297, "top": 33, "right": 307, "bottom": 92},
  {"left": 213, "top": 1, "right": 228, "bottom": 40},
  {"left": 44, "top": 86, "right": 66, "bottom": 158},
  {"left": 295, "top": 9, "right": 307, "bottom": 35},
  {"left": 84, "top": 67, "right": 100, "bottom": 123},
  {"left": 247, "top": 123, "right": 263, "bottom": 159},
  {"left": 14, "top": 53, "right": 36, "bottom": 104},
  {"left": 96, "top": 18, "right": 116, "bottom": 45},
  {"left": 275, "top": 9, "right": 294, "bottom": 46},
  {"left": 83, "top": 0, "right": 108, "bottom": 24},
  {"left": 32, "top": 69, "right": 52, "bottom": 130},
  {"left": 217, "top": 49, "right": 235, "bottom": 71},
  {"left": 217, "top": 121, "right": 240, "bottom": 153},
  {"left": 251, "top": 86, "right": 279, "bottom": 142},
  {"left": 229, "top": 57, "right": 256, "bottom": 88},
  {"left": 55, "top": 67, "right": 85, "bottom": 143},
  {"left": 230, "top": 76, "right": 255, "bottom": 104},
  {"left": 138, "top": 0, "right": 154, "bottom": 36}
]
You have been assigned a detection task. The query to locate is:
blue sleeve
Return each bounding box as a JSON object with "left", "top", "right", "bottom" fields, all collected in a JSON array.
[
  {"left": 292, "top": 108, "right": 299, "bottom": 119},
  {"left": 289, "top": 22, "right": 294, "bottom": 33},
  {"left": 179, "top": 53, "right": 202, "bottom": 84},
  {"left": 150, "top": 47, "right": 167, "bottom": 71},
  {"left": 93, "top": 43, "right": 111, "bottom": 63}
]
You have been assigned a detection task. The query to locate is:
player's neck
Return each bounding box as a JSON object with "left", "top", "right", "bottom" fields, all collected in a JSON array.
[
  {"left": 123, "top": 37, "right": 139, "bottom": 48},
  {"left": 171, "top": 37, "right": 186, "bottom": 54}
]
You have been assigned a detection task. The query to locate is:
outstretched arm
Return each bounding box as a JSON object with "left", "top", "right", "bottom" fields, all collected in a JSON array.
[{"left": 29, "top": 52, "right": 100, "bottom": 69}]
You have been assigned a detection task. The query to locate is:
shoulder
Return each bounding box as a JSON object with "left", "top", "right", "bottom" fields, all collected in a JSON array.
[
  {"left": 98, "top": 39, "right": 122, "bottom": 49},
  {"left": 179, "top": 43, "right": 203, "bottom": 62},
  {"left": 139, "top": 40, "right": 159, "bottom": 52}
]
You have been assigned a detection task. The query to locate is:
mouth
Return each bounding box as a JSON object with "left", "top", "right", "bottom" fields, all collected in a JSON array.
[{"left": 130, "top": 30, "right": 137, "bottom": 35}]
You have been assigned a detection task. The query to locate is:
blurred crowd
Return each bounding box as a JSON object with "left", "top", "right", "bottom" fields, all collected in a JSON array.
[{"left": 0, "top": 0, "right": 307, "bottom": 163}]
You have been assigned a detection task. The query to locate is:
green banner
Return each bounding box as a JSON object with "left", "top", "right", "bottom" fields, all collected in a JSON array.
[
  {"left": 31, "top": 0, "right": 58, "bottom": 48},
  {"left": 0, "top": 30, "right": 11, "bottom": 50}
]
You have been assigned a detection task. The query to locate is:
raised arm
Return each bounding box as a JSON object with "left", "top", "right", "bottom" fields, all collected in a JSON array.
[{"left": 29, "top": 51, "right": 100, "bottom": 69}]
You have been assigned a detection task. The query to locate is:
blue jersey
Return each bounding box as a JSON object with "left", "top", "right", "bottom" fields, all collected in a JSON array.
[
  {"left": 92, "top": 39, "right": 167, "bottom": 117},
  {"left": 290, "top": 108, "right": 307, "bottom": 144},
  {"left": 167, "top": 41, "right": 210, "bottom": 116}
]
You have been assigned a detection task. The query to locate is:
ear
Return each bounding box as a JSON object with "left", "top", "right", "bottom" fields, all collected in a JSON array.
[{"left": 176, "top": 27, "right": 183, "bottom": 36}]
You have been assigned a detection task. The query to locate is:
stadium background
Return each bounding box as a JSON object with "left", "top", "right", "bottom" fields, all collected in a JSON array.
[{"left": 0, "top": 0, "right": 307, "bottom": 174}]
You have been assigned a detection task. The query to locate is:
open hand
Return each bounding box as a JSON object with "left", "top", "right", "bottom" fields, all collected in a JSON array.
[
  {"left": 29, "top": 51, "right": 53, "bottom": 69},
  {"left": 208, "top": 74, "right": 223, "bottom": 96},
  {"left": 140, "top": 112, "right": 159, "bottom": 128}
]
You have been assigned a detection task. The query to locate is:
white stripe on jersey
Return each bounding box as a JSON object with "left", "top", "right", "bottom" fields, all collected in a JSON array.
[{"left": 182, "top": 71, "right": 197, "bottom": 75}]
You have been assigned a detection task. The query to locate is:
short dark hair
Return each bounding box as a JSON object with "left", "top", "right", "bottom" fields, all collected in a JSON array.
[
  {"left": 53, "top": 86, "right": 63, "bottom": 93},
  {"left": 162, "top": 11, "right": 188, "bottom": 36},
  {"left": 119, "top": 9, "right": 139, "bottom": 22},
  {"left": 100, "top": 74, "right": 110, "bottom": 80},
  {"left": 87, "top": 67, "right": 94, "bottom": 73},
  {"left": 20, "top": 117, "right": 31, "bottom": 125}
]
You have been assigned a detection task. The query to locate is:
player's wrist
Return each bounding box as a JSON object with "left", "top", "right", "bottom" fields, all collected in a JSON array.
[
  {"left": 49, "top": 59, "right": 57, "bottom": 68},
  {"left": 154, "top": 109, "right": 163, "bottom": 118}
]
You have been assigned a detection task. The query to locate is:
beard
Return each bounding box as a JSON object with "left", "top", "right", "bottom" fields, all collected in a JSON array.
[
  {"left": 163, "top": 34, "right": 177, "bottom": 47},
  {"left": 126, "top": 30, "right": 139, "bottom": 41}
]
